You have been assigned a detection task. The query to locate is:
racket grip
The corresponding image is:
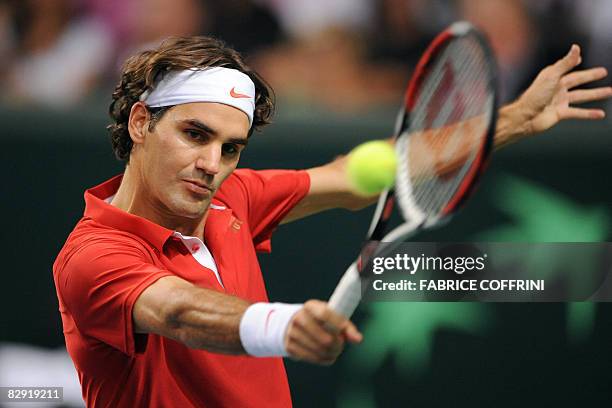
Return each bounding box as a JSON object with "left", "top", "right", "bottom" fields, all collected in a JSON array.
[{"left": 328, "top": 262, "right": 361, "bottom": 318}]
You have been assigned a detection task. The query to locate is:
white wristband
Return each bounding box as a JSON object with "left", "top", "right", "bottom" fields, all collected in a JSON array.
[{"left": 239, "top": 302, "right": 302, "bottom": 357}]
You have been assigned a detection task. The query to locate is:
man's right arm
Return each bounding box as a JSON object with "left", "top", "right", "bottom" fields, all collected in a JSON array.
[
  {"left": 133, "top": 276, "right": 250, "bottom": 354},
  {"left": 133, "top": 276, "right": 362, "bottom": 364}
]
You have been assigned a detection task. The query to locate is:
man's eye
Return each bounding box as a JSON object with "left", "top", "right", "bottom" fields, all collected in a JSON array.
[
  {"left": 185, "top": 130, "right": 203, "bottom": 140},
  {"left": 222, "top": 144, "right": 239, "bottom": 155}
]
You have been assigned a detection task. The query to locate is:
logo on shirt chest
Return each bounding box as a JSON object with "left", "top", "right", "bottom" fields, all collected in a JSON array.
[{"left": 229, "top": 216, "right": 242, "bottom": 232}]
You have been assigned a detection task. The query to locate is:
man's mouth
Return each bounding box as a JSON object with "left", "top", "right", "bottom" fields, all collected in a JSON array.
[{"left": 183, "top": 179, "right": 214, "bottom": 196}]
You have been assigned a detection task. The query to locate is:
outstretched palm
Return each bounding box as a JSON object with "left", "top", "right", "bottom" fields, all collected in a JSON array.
[{"left": 518, "top": 45, "right": 612, "bottom": 134}]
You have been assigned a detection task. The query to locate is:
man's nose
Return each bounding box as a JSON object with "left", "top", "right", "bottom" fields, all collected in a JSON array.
[{"left": 195, "top": 144, "right": 221, "bottom": 175}]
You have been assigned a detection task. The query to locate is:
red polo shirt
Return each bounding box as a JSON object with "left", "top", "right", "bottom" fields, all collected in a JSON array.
[{"left": 53, "top": 169, "right": 310, "bottom": 408}]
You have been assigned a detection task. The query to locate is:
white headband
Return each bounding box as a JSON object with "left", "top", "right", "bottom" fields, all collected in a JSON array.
[{"left": 140, "top": 67, "right": 256, "bottom": 126}]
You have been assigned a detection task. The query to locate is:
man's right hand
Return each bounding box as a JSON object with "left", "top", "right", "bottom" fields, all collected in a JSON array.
[{"left": 284, "top": 300, "right": 363, "bottom": 365}]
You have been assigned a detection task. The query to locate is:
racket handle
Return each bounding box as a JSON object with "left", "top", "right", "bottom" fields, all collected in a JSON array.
[{"left": 328, "top": 262, "right": 361, "bottom": 318}]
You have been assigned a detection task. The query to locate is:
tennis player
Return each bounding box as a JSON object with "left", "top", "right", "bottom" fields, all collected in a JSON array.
[{"left": 53, "top": 37, "right": 610, "bottom": 407}]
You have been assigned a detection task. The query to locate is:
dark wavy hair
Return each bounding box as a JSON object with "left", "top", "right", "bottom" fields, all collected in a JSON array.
[{"left": 108, "top": 36, "right": 275, "bottom": 162}]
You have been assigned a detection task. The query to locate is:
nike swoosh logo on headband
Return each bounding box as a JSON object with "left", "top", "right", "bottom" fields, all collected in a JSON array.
[{"left": 230, "top": 87, "right": 251, "bottom": 99}]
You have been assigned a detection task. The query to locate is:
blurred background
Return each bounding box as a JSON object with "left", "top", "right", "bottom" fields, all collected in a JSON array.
[{"left": 1, "top": 0, "right": 611, "bottom": 407}]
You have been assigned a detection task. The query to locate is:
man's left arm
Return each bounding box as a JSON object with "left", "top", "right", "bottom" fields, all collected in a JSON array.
[{"left": 283, "top": 44, "right": 611, "bottom": 224}]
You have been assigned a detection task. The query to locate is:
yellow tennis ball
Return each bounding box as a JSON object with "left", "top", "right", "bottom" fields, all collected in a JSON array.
[{"left": 347, "top": 141, "right": 397, "bottom": 196}]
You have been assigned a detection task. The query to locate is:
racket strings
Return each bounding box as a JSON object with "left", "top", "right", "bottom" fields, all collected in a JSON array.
[
  {"left": 398, "top": 39, "right": 489, "bottom": 218},
  {"left": 415, "top": 39, "right": 483, "bottom": 171},
  {"left": 396, "top": 34, "right": 493, "bottom": 222},
  {"left": 415, "top": 42, "right": 490, "bottom": 215}
]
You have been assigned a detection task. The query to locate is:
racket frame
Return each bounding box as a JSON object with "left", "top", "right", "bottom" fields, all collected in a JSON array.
[{"left": 329, "top": 21, "right": 499, "bottom": 318}]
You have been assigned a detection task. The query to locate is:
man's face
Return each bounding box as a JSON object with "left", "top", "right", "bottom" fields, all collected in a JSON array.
[{"left": 134, "top": 102, "right": 250, "bottom": 220}]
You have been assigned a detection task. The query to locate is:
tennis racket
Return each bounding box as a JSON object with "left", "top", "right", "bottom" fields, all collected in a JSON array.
[{"left": 328, "top": 21, "right": 499, "bottom": 318}]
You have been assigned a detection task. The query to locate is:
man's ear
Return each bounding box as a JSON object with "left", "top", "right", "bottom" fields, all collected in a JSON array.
[{"left": 127, "top": 102, "right": 150, "bottom": 145}]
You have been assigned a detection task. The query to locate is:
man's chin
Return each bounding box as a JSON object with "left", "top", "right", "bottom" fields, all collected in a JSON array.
[
  {"left": 179, "top": 203, "right": 210, "bottom": 219},
  {"left": 166, "top": 197, "right": 210, "bottom": 219}
]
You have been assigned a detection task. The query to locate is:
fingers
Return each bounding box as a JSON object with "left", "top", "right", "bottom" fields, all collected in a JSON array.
[
  {"left": 286, "top": 340, "right": 335, "bottom": 365},
  {"left": 284, "top": 300, "right": 362, "bottom": 365},
  {"left": 551, "top": 44, "right": 581, "bottom": 76},
  {"left": 562, "top": 67, "right": 609, "bottom": 90},
  {"left": 291, "top": 306, "right": 344, "bottom": 353},
  {"left": 305, "top": 300, "right": 363, "bottom": 344},
  {"left": 569, "top": 87, "right": 612, "bottom": 104},
  {"left": 560, "top": 107, "right": 606, "bottom": 120},
  {"left": 304, "top": 299, "right": 346, "bottom": 331},
  {"left": 342, "top": 320, "right": 364, "bottom": 344}
]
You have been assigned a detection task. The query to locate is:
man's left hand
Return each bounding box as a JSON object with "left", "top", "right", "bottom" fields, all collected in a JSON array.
[{"left": 517, "top": 44, "right": 612, "bottom": 135}]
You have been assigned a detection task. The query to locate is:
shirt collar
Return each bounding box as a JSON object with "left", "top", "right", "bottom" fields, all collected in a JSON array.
[{"left": 84, "top": 174, "right": 175, "bottom": 251}]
